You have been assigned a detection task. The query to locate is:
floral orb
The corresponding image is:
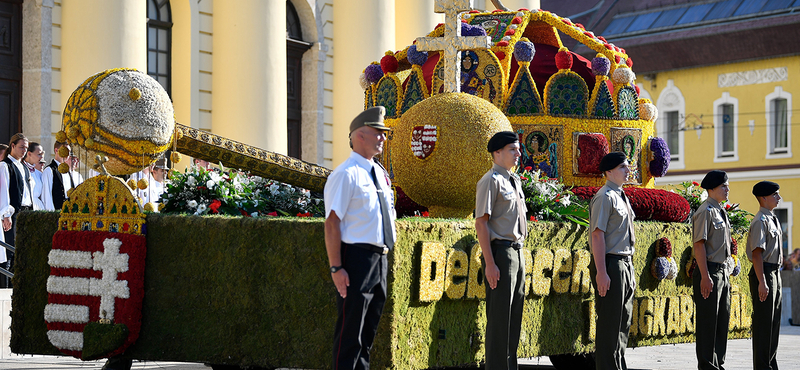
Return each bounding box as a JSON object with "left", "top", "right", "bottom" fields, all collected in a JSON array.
[
  {"left": 513, "top": 38, "right": 535, "bottom": 62},
  {"left": 461, "top": 22, "right": 487, "bottom": 37},
  {"left": 656, "top": 237, "right": 672, "bottom": 257},
  {"left": 392, "top": 93, "right": 512, "bottom": 218},
  {"left": 380, "top": 51, "right": 399, "bottom": 74},
  {"left": 649, "top": 137, "right": 670, "bottom": 177},
  {"left": 612, "top": 66, "right": 635, "bottom": 85},
  {"left": 591, "top": 55, "right": 611, "bottom": 76},
  {"left": 555, "top": 47, "right": 572, "bottom": 70},
  {"left": 137, "top": 178, "right": 148, "bottom": 190},
  {"left": 639, "top": 100, "right": 658, "bottom": 122},
  {"left": 62, "top": 68, "right": 175, "bottom": 175},
  {"left": 364, "top": 63, "right": 383, "bottom": 84},
  {"left": 359, "top": 72, "right": 370, "bottom": 90},
  {"left": 407, "top": 45, "right": 428, "bottom": 66},
  {"left": 667, "top": 258, "right": 678, "bottom": 280},
  {"left": 651, "top": 257, "right": 670, "bottom": 280}
]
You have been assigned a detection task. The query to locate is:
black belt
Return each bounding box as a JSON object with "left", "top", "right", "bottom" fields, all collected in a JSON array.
[
  {"left": 18, "top": 205, "right": 32, "bottom": 211},
  {"left": 606, "top": 254, "right": 633, "bottom": 263},
  {"left": 707, "top": 261, "right": 725, "bottom": 271},
  {"left": 491, "top": 239, "right": 523, "bottom": 250},
  {"left": 763, "top": 262, "right": 780, "bottom": 271},
  {"left": 345, "top": 242, "right": 389, "bottom": 255}
]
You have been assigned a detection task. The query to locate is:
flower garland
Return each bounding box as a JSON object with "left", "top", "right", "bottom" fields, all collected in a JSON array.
[
  {"left": 160, "top": 165, "right": 324, "bottom": 217},
  {"left": 571, "top": 187, "right": 690, "bottom": 223}
]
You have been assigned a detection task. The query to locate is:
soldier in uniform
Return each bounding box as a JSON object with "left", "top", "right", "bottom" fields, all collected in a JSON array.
[
  {"left": 325, "top": 106, "right": 395, "bottom": 370},
  {"left": 475, "top": 131, "right": 528, "bottom": 370},
  {"left": 692, "top": 170, "right": 732, "bottom": 370},
  {"left": 588, "top": 152, "right": 636, "bottom": 370},
  {"left": 747, "top": 181, "right": 783, "bottom": 370}
]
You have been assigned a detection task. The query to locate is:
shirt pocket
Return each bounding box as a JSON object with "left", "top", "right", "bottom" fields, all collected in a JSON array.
[
  {"left": 353, "top": 183, "right": 376, "bottom": 210},
  {"left": 712, "top": 218, "right": 725, "bottom": 230}
]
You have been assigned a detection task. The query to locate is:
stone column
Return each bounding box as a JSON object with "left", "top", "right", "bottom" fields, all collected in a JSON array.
[
  {"left": 213, "top": 0, "right": 287, "bottom": 154},
  {"left": 332, "top": 0, "right": 395, "bottom": 166},
  {"left": 22, "top": 0, "right": 54, "bottom": 152},
  {"left": 395, "top": 0, "right": 442, "bottom": 50},
  {"left": 61, "top": 0, "right": 147, "bottom": 112}
]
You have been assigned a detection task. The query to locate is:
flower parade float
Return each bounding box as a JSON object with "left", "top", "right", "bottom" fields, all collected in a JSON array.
[{"left": 11, "top": 2, "right": 753, "bottom": 370}]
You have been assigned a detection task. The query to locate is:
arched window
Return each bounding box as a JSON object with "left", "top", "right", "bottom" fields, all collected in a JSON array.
[
  {"left": 147, "top": 0, "right": 172, "bottom": 95},
  {"left": 286, "top": 1, "right": 311, "bottom": 159}
]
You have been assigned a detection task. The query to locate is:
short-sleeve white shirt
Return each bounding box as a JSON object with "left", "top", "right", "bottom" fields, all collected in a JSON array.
[{"left": 324, "top": 151, "right": 396, "bottom": 247}]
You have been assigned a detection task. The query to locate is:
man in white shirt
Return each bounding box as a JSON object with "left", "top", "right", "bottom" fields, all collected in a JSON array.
[
  {"left": 0, "top": 133, "right": 34, "bottom": 287},
  {"left": 23, "top": 142, "right": 45, "bottom": 210},
  {"left": 142, "top": 159, "right": 167, "bottom": 207},
  {"left": 324, "top": 106, "right": 395, "bottom": 370},
  {"left": 43, "top": 142, "right": 82, "bottom": 211}
]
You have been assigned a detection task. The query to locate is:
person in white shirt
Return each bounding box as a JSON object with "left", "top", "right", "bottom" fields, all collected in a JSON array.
[
  {"left": 0, "top": 133, "right": 32, "bottom": 287},
  {"left": 324, "top": 106, "right": 395, "bottom": 370},
  {"left": 43, "top": 141, "right": 81, "bottom": 211},
  {"left": 23, "top": 142, "right": 45, "bottom": 210},
  {"left": 142, "top": 159, "right": 167, "bottom": 208}
]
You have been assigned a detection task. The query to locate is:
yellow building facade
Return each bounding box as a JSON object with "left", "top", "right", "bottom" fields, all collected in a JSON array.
[
  {"left": 12, "top": 0, "right": 540, "bottom": 171},
  {"left": 645, "top": 55, "right": 798, "bottom": 255}
]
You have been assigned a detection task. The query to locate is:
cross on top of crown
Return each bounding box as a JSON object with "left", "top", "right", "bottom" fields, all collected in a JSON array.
[{"left": 416, "top": 0, "right": 490, "bottom": 93}]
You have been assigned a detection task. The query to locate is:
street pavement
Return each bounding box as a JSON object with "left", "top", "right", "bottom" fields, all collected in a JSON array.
[{"left": 1, "top": 324, "right": 798, "bottom": 369}]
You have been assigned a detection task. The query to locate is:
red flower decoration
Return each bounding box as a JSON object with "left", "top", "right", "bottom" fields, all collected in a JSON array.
[
  {"left": 504, "top": 29, "right": 516, "bottom": 36},
  {"left": 209, "top": 200, "right": 221, "bottom": 214},
  {"left": 571, "top": 187, "right": 691, "bottom": 223},
  {"left": 469, "top": 10, "right": 480, "bottom": 13},
  {"left": 524, "top": 166, "right": 532, "bottom": 171},
  {"left": 495, "top": 51, "right": 506, "bottom": 60},
  {"left": 496, "top": 41, "right": 509, "bottom": 47},
  {"left": 626, "top": 57, "right": 634, "bottom": 67},
  {"left": 555, "top": 49, "right": 573, "bottom": 70},
  {"left": 421, "top": 211, "right": 430, "bottom": 217},
  {"left": 725, "top": 203, "right": 732, "bottom": 210},
  {"left": 521, "top": 176, "right": 528, "bottom": 181},
  {"left": 380, "top": 53, "right": 398, "bottom": 74},
  {"left": 597, "top": 36, "right": 607, "bottom": 43},
  {"left": 240, "top": 209, "right": 251, "bottom": 217},
  {"left": 692, "top": 181, "right": 700, "bottom": 186},
  {"left": 511, "top": 17, "right": 523, "bottom": 24},
  {"left": 561, "top": 18, "right": 573, "bottom": 25},
  {"left": 604, "top": 44, "right": 613, "bottom": 50},
  {"left": 614, "top": 55, "right": 622, "bottom": 64},
  {"left": 267, "top": 211, "right": 278, "bottom": 217},
  {"left": 576, "top": 134, "right": 609, "bottom": 174}
]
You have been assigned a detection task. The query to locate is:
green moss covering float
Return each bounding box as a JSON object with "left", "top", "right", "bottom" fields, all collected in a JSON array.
[{"left": 11, "top": 212, "right": 752, "bottom": 369}]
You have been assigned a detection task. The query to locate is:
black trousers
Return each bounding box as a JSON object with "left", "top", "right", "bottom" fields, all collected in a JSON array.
[
  {"left": 749, "top": 264, "right": 781, "bottom": 370},
  {"left": 0, "top": 209, "right": 24, "bottom": 289},
  {"left": 693, "top": 261, "right": 730, "bottom": 370},
  {"left": 332, "top": 243, "right": 387, "bottom": 370},
  {"left": 591, "top": 254, "right": 635, "bottom": 370},
  {"left": 482, "top": 243, "right": 525, "bottom": 370}
]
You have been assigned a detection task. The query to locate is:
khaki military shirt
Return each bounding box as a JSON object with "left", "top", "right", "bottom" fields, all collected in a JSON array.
[
  {"left": 588, "top": 181, "right": 636, "bottom": 256},
  {"left": 746, "top": 207, "right": 783, "bottom": 264},
  {"left": 475, "top": 163, "right": 528, "bottom": 243},
  {"left": 692, "top": 198, "right": 731, "bottom": 264}
]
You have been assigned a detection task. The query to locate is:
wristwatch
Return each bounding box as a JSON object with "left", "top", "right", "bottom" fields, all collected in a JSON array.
[{"left": 330, "top": 265, "right": 343, "bottom": 273}]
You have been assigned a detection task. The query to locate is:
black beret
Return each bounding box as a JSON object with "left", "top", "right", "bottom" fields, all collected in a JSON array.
[
  {"left": 753, "top": 181, "right": 779, "bottom": 197},
  {"left": 700, "top": 170, "right": 728, "bottom": 190},
  {"left": 487, "top": 131, "right": 518, "bottom": 152},
  {"left": 599, "top": 152, "right": 627, "bottom": 172}
]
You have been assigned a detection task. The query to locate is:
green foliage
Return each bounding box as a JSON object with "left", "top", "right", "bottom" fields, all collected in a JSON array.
[
  {"left": 12, "top": 213, "right": 752, "bottom": 369},
  {"left": 82, "top": 323, "right": 129, "bottom": 360},
  {"left": 160, "top": 165, "right": 324, "bottom": 217},
  {"left": 724, "top": 202, "right": 754, "bottom": 236}
]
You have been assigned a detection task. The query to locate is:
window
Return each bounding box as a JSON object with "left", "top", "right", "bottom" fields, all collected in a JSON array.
[
  {"left": 713, "top": 93, "right": 738, "bottom": 162},
  {"left": 720, "top": 104, "right": 734, "bottom": 155},
  {"left": 666, "top": 111, "right": 680, "bottom": 160},
  {"left": 774, "top": 203, "right": 792, "bottom": 259},
  {"left": 656, "top": 80, "right": 685, "bottom": 169},
  {"left": 766, "top": 86, "right": 792, "bottom": 158},
  {"left": 147, "top": 0, "right": 172, "bottom": 95}
]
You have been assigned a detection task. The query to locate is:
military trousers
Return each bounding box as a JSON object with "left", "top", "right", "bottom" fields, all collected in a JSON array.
[
  {"left": 332, "top": 243, "right": 387, "bottom": 370},
  {"left": 693, "top": 261, "right": 730, "bottom": 370},
  {"left": 591, "top": 254, "right": 635, "bottom": 370},
  {"left": 483, "top": 242, "right": 525, "bottom": 370},
  {"left": 749, "top": 263, "right": 781, "bottom": 370}
]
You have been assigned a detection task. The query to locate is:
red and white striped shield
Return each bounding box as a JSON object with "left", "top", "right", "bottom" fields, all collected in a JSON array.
[
  {"left": 45, "top": 230, "right": 146, "bottom": 359},
  {"left": 411, "top": 125, "right": 438, "bottom": 160}
]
